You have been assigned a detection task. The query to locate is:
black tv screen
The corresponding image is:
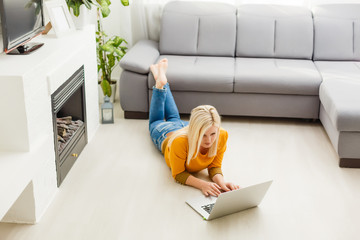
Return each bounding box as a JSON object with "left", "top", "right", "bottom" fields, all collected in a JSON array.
[{"left": 0, "top": 0, "right": 44, "bottom": 54}]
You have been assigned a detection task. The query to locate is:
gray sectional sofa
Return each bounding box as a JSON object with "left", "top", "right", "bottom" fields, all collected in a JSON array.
[{"left": 119, "top": 2, "right": 360, "bottom": 167}]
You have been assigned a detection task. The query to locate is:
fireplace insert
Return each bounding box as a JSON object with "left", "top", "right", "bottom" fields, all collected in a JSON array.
[{"left": 51, "top": 66, "right": 87, "bottom": 186}]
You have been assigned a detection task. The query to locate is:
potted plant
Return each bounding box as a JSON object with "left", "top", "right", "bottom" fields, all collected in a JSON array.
[
  {"left": 96, "top": 6, "right": 128, "bottom": 102},
  {"left": 66, "top": 0, "right": 129, "bottom": 101}
]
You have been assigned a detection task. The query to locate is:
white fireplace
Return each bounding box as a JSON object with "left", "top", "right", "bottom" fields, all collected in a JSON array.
[{"left": 0, "top": 26, "right": 99, "bottom": 223}]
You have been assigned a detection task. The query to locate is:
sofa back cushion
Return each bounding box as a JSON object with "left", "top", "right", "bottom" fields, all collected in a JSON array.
[
  {"left": 313, "top": 4, "right": 360, "bottom": 61},
  {"left": 236, "top": 5, "right": 313, "bottom": 59},
  {"left": 159, "top": 1, "right": 237, "bottom": 57}
]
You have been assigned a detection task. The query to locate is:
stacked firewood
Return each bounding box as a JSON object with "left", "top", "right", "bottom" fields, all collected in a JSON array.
[{"left": 57, "top": 116, "right": 84, "bottom": 153}]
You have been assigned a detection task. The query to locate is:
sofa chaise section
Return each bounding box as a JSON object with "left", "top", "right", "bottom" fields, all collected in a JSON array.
[{"left": 313, "top": 4, "right": 360, "bottom": 167}]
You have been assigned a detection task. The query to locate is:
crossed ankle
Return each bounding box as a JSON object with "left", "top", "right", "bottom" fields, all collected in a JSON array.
[{"left": 155, "top": 84, "right": 165, "bottom": 89}]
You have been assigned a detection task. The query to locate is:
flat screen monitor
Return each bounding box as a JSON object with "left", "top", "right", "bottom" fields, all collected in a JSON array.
[{"left": 0, "top": 0, "right": 45, "bottom": 54}]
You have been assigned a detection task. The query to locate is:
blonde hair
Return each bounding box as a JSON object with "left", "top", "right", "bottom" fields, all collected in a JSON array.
[{"left": 168, "top": 105, "right": 221, "bottom": 165}]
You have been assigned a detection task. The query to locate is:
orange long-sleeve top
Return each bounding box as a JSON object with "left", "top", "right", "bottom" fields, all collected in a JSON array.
[{"left": 163, "top": 128, "right": 228, "bottom": 184}]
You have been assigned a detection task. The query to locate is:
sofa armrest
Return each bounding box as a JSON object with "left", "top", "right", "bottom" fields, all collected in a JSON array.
[{"left": 120, "top": 40, "right": 160, "bottom": 74}]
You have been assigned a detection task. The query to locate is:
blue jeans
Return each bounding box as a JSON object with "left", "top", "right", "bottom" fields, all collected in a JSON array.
[{"left": 149, "top": 83, "right": 188, "bottom": 152}]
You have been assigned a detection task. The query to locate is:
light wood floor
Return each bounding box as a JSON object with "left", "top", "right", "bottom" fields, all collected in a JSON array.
[{"left": 1, "top": 101, "right": 360, "bottom": 240}]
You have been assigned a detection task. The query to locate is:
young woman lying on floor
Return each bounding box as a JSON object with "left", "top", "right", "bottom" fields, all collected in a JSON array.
[{"left": 148, "top": 58, "right": 239, "bottom": 197}]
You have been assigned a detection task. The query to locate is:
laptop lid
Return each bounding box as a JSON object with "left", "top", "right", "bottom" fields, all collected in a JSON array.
[
  {"left": 186, "top": 180, "right": 272, "bottom": 220},
  {"left": 207, "top": 180, "right": 272, "bottom": 220}
]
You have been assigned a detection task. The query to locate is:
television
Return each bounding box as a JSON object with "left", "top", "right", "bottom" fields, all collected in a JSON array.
[{"left": 0, "top": 0, "right": 45, "bottom": 55}]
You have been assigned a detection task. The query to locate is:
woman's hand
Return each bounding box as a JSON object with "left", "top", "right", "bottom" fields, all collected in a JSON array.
[
  {"left": 218, "top": 182, "right": 240, "bottom": 192},
  {"left": 212, "top": 174, "right": 240, "bottom": 192},
  {"left": 200, "top": 181, "right": 222, "bottom": 197},
  {"left": 185, "top": 175, "right": 222, "bottom": 197}
]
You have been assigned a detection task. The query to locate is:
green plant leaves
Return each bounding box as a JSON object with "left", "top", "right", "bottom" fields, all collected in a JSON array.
[
  {"left": 97, "top": 35, "right": 126, "bottom": 86},
  {"left": 66, "top": 0, "right": 84, "bottom": 17},
  {"left": 96, "top": 0, "right": 111, "bottom": 17},
  {"left": 107, "top": 54, "right": 115, "bottom": 69},
  {"left": 112, "top": 36, "right": 126, "bottom": 47},
  {"left": 100, "top": 37, "right": 126, "bottom": 56},
  {"left": 121, "top": 0, "right": 129, "bottom": 6},
  {"left": 83, "top": 0, "right": 93, "bottom": 9},
  {"left": 66, "top": 0, "right": 128, "bottom": 18},
  {"left": 101, "top": 79, "right": 112, "bottom": 97}
]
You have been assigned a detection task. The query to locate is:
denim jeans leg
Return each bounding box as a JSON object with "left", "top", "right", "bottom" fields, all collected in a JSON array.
[
  {"left": 164, "top": 83, "right": 181, "bottom": 121},
  {"left": 148, "top": 84, "right": 189, "bottom": 151},
  {"left": 149, "top": 86, "right": 167, "bottom": 129}
]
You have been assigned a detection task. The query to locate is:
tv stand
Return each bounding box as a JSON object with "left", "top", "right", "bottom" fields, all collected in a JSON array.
[{"left": 7, "top": 42, "right": 44, "bottom": 55}]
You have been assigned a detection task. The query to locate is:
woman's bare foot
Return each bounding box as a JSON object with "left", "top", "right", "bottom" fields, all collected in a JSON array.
[
  {"left": 156, "top": 59, "right": 168, "bottom": 89},
  {"left": 150, "top": 58, "right": 168, "bottom": 81},
  {"left": 159, "top": 58, "right": 168, "bottom": 73},
  {"left": 150, "top": 64, "right": 158, "bottom": 81}
]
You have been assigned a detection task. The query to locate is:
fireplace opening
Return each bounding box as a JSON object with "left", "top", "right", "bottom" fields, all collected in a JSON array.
[{"left": 51, "top": 66, "right": 87, "bottom": 187}]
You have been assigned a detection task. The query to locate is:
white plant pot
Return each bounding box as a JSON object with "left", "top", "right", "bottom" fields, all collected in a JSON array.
[
  {"left": 98, "top": 81, "right": 117, "bottom": 103},
  {"left": 71, "top": 5, "right": 95, "bottom": 30}
]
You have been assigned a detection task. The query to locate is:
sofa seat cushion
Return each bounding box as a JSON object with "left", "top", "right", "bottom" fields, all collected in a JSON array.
[
  {"left": 234, "top": 58, "right": 322, "bottom": 95},
  {"left": 148, "top": 55, "right": 234, "bottom": 93},
  {"left": 316, "top": 61, "right": 360, "bottom": 132}
]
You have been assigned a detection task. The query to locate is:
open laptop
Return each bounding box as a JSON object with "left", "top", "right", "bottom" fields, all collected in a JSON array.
[{"left": 186, "top": 180, "right": 272, "bottom": 220}]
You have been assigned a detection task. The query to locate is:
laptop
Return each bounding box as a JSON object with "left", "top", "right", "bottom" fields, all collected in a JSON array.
[{"left": 186, "top": 180, "right": 273, "bottom": 220}]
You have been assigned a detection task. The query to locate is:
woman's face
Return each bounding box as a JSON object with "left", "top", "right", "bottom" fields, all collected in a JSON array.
[{"left": 200, "top": 125, "right": 218, "bottom": 149}]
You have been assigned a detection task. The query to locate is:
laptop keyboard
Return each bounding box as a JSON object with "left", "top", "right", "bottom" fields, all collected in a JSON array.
[{"left": 201, "top": 203, "right": 215, "bottom": 214}]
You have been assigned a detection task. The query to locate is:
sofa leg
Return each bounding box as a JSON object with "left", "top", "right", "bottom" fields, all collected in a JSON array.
[
  {"left": 124, "top": 111, "right": 149, "bottom": 119},
  {"left": 339, "top": 158, "right": 360, "bottom": 168}
]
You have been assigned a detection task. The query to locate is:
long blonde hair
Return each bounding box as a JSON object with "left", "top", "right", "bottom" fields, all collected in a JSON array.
[{"left": 168, "top": 105, "right": 221, "bottom": 165}]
